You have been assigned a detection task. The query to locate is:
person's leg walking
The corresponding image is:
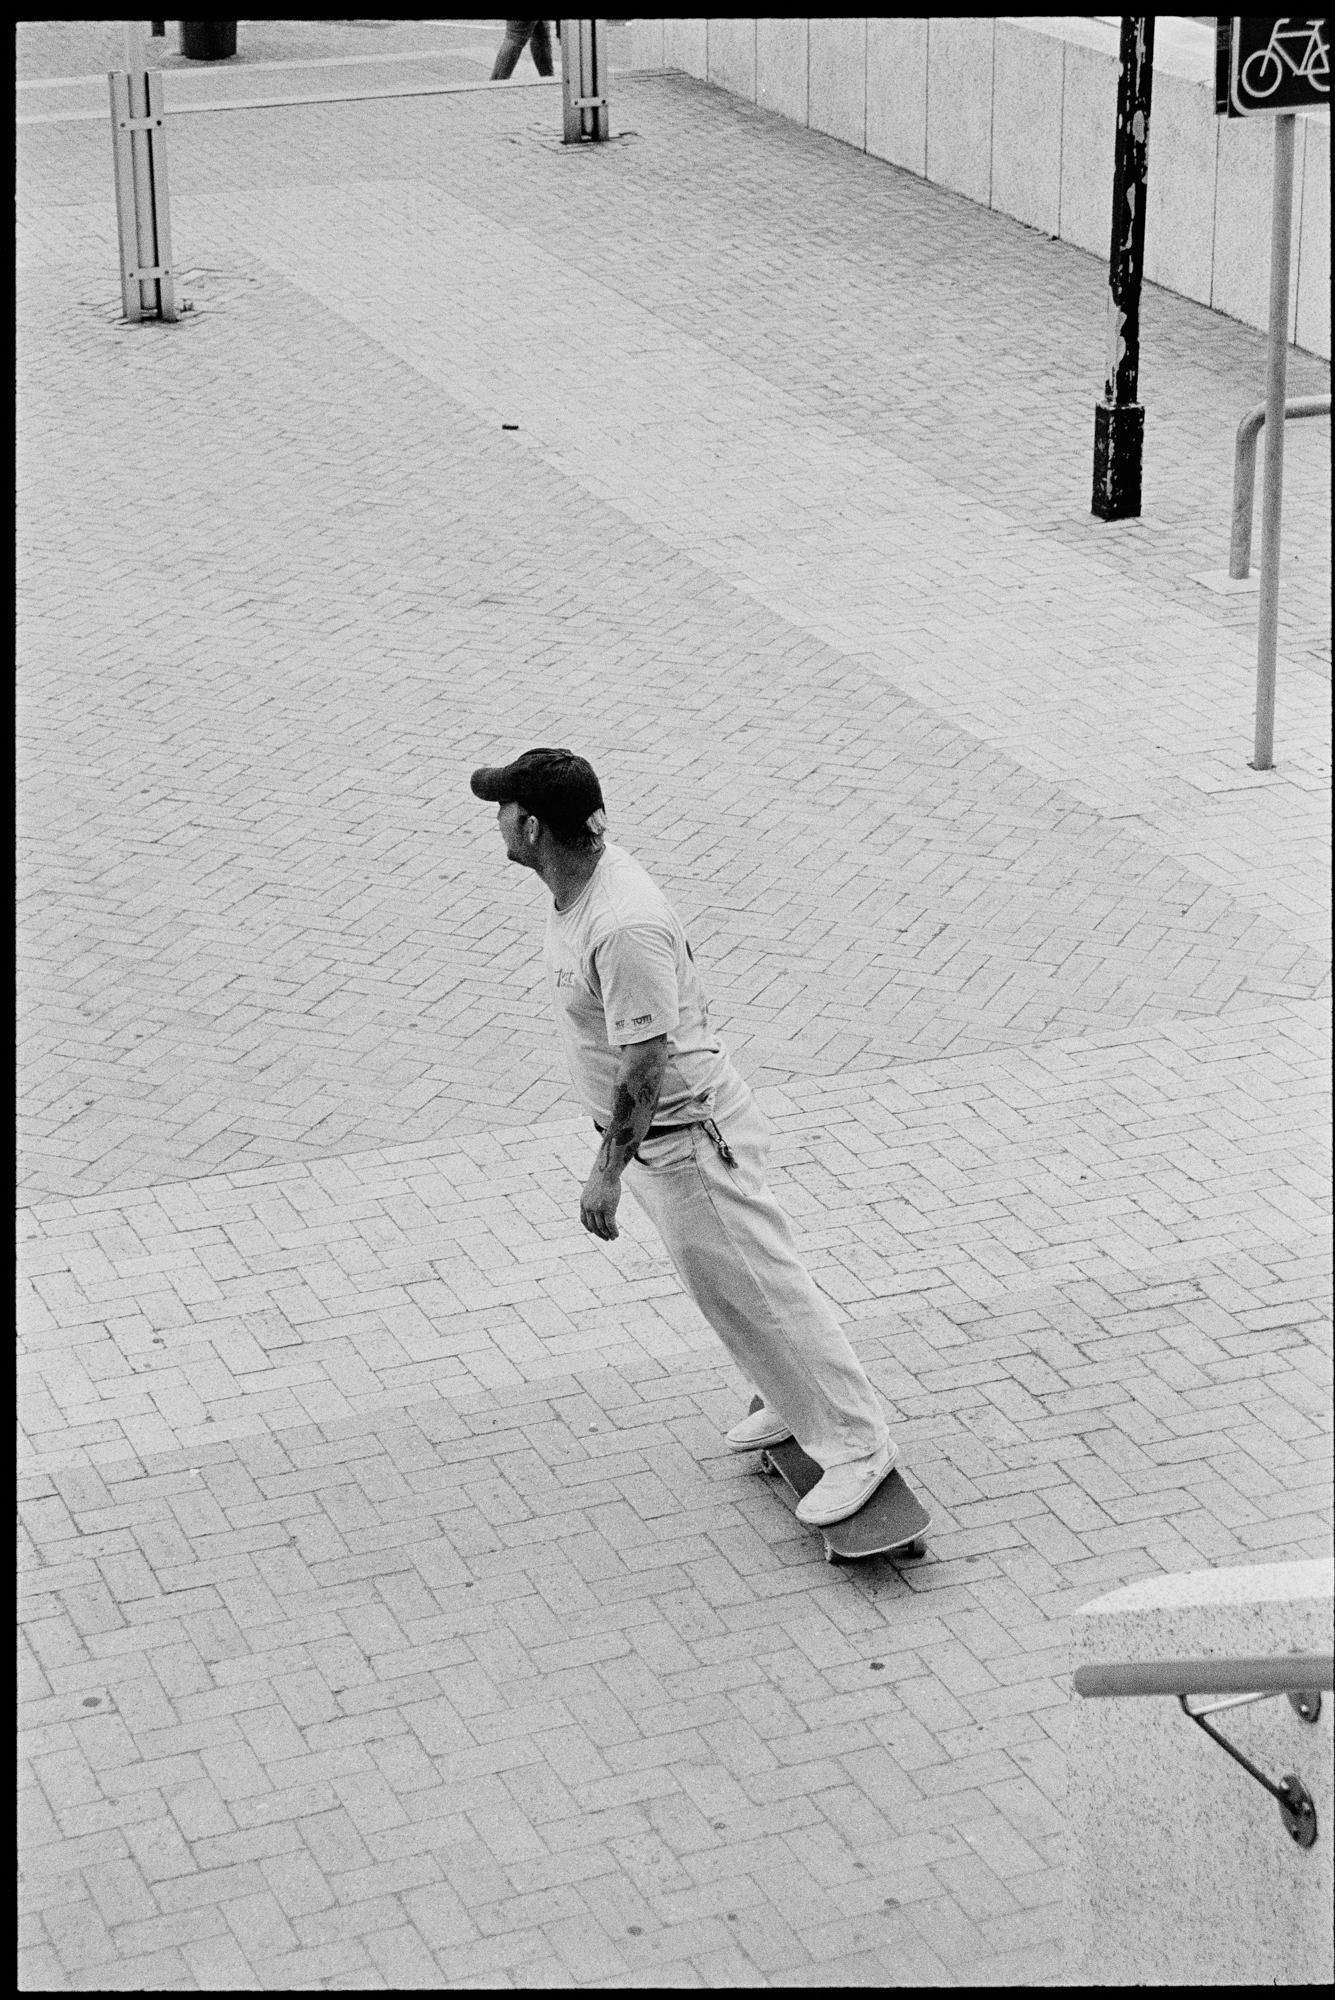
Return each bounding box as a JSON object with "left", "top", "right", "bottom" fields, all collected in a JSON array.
[
  {"left": 529, "top": 19, "right": 554, "bottom": 76},
  {"left": 626, "top": 1096, "right": 889, "bottom": 1468},
  {"left": 491, "top": 20, "right": 536, "bottom": 79}
]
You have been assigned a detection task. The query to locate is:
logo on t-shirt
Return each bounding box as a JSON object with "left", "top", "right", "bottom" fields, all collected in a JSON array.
[{"left": 553, "top": 966, "right": 577, "bottom": 989}]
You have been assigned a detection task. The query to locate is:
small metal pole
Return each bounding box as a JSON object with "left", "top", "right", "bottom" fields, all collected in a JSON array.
[
  {"left": 108, "top": 22, "right": 177, "bottom": 324},
  {"left": 560, "top": 20, "right": 581, "bottom": 141},
  {"left": 121, "top": 23, "right": 157, "bottom": 317},
  {"left": 128, "top": 61, "right": 158, "bottom": 318},
  {"left": 1230, "top": 411, "right": 1265, "bottom": 578},
  {"left": 590, "top": 19, "right": 609, "bottom": 141},
  {"left": 109, "top": 70, "right": 142, "bottom": 321},
  {"left": 560, "top": 20, "right": 573, "bottom": 139},
  {"left": 146, "top": 69, "right": 178, "bottom": 323},
  {"left": 1251, "top": 113, "right": 1296, "bottom": 771},
  {"left": 1092, "top": 17, "right": 1155, "bottom": 521},
  {"left": 560, "top": 19, "right": 609, "bottom": 143},
  {"left": 1232, "top": 396, "right": 1333, "bottom": 579}
]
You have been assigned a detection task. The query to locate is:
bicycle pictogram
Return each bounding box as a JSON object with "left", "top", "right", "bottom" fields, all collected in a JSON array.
[{"left": 1240, "top": 17, "right": 1329, "bottom": 100}]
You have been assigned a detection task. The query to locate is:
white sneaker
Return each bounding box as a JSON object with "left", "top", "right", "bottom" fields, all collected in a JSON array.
[
  {"left": 726, "top": 1405, "right": 794, "bottom": 1451},
  {"left": 795, "top": 1441, "right": 897, "bottom": 1526}
]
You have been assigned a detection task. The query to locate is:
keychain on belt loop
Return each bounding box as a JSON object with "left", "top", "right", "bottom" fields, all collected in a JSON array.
[{"left": 702, "top": 1118, "right": 739, "bottom": 1168}]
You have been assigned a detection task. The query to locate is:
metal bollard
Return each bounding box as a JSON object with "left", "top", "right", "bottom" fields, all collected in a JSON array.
[
  {"left": 560, "top": 19, "right": 610, "bottom": 142},
  {"left": 108, "top": 30, "right": 177, "bottom": 324},
  {"left": 181, "top": 22, "right": 237, "bottom": 62},
  {"left": 1229, "top": 394, "right": 1332, "bottom": 578}
]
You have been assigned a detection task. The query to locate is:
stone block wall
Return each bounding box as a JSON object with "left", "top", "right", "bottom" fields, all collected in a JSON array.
[{"left": 629, "top": 18, "right": 1331, "bottom": 360}]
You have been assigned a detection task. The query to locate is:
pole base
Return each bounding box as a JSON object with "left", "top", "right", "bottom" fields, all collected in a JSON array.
[
  {"left": 181, "top": 22, "right": 237, "bottom": 62},
  {"left": 1092, "top": 401, "right": 1144, "bottom": 521}
]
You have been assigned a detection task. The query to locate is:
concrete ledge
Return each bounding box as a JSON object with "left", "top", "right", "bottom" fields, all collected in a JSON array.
[
  {"left": 1065, "top": 1559, "right": 1335, "bottom": 1986},
  {"left": 632, "top": 17, "right": 1331, "bottom": 358}
]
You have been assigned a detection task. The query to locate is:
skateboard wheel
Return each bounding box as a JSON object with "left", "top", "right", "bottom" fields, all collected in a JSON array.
[
  {"left": 758, "top": 1451, "right": 774, "bottom": 1476},
  {"left": 907, "top": 1536, "right": 927, "bottom": 1559}
]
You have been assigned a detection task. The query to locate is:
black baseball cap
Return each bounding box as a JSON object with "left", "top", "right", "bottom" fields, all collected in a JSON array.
[{"left": 470, "top": 748, "right": 606, "bottom": 837}]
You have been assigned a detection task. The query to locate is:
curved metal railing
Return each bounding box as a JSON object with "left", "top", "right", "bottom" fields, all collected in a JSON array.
[
  {"left": 1074, "top": 1650, "right": 1331, "bottom": 1849},
  {"left": 1230, "top": 396, "right": 1332, "bottom": 577},
  {"left": 1073, "top": 1653, "right": 1333, "bottom": 1699}
]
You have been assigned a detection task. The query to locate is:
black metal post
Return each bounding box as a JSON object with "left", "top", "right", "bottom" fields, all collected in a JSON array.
[{"left": 1092, "top": 17, "right": 1155, "bottom": 521}]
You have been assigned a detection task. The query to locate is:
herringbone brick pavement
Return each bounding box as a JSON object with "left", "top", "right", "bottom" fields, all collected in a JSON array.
[
  {"left": 15, "top": 238, "right": 1329, "bottom": 1201},
  {"left": 17, "top": 20, "right": 1331, "bottom": 1990}
]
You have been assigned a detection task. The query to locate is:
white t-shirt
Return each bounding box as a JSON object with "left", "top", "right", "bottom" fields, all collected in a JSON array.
[{"left": 544, "top": 842, "right": 731, "bottom": 1126}]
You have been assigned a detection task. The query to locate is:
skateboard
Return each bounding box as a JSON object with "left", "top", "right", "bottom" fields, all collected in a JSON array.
[{"left": 745, "top": 1400, "right": 930, "bottom": 1565}]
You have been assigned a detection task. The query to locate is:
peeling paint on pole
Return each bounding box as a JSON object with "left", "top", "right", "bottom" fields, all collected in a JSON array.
[
  {"left": 1092, "top": 17, "right": 1155, "bottom": 521},
  {"left": 1106, "top": 298, "right": 1128, "bottom": 387}
]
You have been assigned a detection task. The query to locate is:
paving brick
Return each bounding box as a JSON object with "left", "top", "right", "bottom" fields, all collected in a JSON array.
[
  {"left": 17, "top": 1942, "right": 69, "bottom": 1990},
  {"left": 250, "top": 1940, "right": 376, "bottom": 1987},
  {"left": 82, "top": 1856, "right": 157, "bottom": 1927},
  {"left": 219, "top": 1888, "right": 300, "bottom": 1963},
  {"left": 67, "top": 1948, "right": 193, "bottom": 1991},
  {"left": 400, "top": 1879, "right": 481, "bottom": 1953},
  {"left": 178, "top": 1930, "right": 264, "bottom": 1990},
  {"left": 111, "top": 1903, "right": 231, "bottom": 1958},
  {"left": 41, "top": 1896, "right": 114, "bottom": 1974},
  {"left": 364, "top": 1924, "right": 447, "bottom": 1989},
  {"left": 122, "top": 1814, "right": 198, "bottom": 1885},
  {"left": 293, "top": 1894, "right": 404, "bottom": 1948}
]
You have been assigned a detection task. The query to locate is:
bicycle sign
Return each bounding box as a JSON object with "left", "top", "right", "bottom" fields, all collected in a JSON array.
[{"left": 1215, "top": 16, "right": 1330, "bottom": 114}]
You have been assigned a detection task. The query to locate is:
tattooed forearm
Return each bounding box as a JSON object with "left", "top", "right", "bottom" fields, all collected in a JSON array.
[{"left": 596, "top": 1038, "right": 667, "bottom": 1175}]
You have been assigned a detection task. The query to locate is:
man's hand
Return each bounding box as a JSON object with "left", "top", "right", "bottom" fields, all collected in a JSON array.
[
  {"left": 581, "top": 1033, "right": 668, "bottom": 1243},
  {"left": 580, "top": 1163, "right": 623, "bottom": 1241}
]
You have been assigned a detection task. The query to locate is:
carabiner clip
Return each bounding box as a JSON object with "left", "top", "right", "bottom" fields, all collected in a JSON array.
[{"left": 702, "top": 1118, "right": 739, "bottom": 1168}]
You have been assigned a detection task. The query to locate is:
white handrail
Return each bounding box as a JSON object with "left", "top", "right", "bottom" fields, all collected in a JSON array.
[{"left": 1073, "top": 1652, "right": 1332, "bottom": 1698}]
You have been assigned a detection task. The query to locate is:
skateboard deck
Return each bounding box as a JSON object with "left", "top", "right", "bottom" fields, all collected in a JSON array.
[{"left": 744, "top": 1401, "right": 930, "bottom": 1564}]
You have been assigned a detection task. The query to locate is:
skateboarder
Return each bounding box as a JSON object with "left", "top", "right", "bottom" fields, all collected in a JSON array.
[{"left": 470, "top": 748, "right": 896, "bottom": 1526}]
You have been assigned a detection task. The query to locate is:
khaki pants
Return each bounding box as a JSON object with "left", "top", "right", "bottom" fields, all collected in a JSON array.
[{"left": 625, "top": 1079, "right": 889, "bottom": 1468}]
